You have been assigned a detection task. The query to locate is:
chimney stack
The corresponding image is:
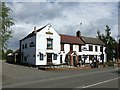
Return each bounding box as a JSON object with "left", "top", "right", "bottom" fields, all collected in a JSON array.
[
  {"left": 76, "top": 31, "right": 81, "bottom": 38},
  {"left": 34, "top": 27, "right": 36, "bottom": 31}
]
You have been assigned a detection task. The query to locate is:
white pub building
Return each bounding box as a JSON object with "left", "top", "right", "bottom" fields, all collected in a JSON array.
[{"left": 20, "top": 24, "right": 106, "bottom": 66}]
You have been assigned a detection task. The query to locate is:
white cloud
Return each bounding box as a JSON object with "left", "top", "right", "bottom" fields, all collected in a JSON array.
[{"left": 6, "top": 2, "right": 118, "bottom": 50}]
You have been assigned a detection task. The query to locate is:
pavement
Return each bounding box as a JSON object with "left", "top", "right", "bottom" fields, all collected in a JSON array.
[{"left": 1, "top": 60, "right": 120, "bottom": 89}]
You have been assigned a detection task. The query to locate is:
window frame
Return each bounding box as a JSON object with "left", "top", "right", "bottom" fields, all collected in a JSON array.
[
  {"left": 61, "top": 44, "right": 64, "bottom": 51},
  {"left": 39, "top": 53, "right": 44, "bottom": 60},
  {"left": 70, "top": 44, "right": 73, "bottom": 51},
  {"left": 25, "top": 44, "right": 27, "bottom": 49},
  {"left": 54, "top": 54, "right": 57, "bottom": 60},
  {"left": 100, "top": 46, "right": 103, "bottom": 52},
  {"left": 47, "top": 38, "right": 53, "bottom": 49},
  {"left": 79, "top": 45, "right": 81, "bottom": 52},
  {"left": 89, "top": 45, "right": 93, "bottom": 51},
  {"left": 95, "top": 46, "right": 98, "bottom": 52},
  {"left": 22, "top": 44, "right": 24, "bottom": 49}
]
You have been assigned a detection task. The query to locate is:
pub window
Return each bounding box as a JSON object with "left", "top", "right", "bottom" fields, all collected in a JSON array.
[
  {"left": 95, "top": 46, "right": 98, "bottom": 52},
  {"left": 100, "top": 46, "right": 103, "bottom": 52},
  {"left": 79, "top": 45, "right": 81, "bottom": 52},
  {"left": 89, "top": 45, "right": 93, "bottom": 51},
  {"left": 25, "top": 44, "right": 27, "bottom": 49},
  {"left": 70, "top": 44, "right": 73, "bottom": 51},
  {"left": 61, "top": 44, "right": 64, "bottom": 51},
  {"left": 40, "top": 53, "right": 44, "bottom": 60},
  {"left": 22, "top": 44, "right": 24, "bottom": 49},
  {"left": 47, "top": 38, "right": 53, "bottom": 49},
  {"left": 54, "top": 54, "right": 57, "bottom": 60},
  {"left": 89, "top": 55, "right": 94, "bottom": 60}
]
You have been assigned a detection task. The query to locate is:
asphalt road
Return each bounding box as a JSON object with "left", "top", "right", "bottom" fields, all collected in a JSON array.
[{"left": 2, "top": 61, "right": 120, "bottom": 89}]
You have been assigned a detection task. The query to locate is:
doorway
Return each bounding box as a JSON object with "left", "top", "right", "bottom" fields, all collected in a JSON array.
[
  {"left": 60, "top": 55, "right": 62, "bottom": 64},
  {"left": 73, "top": 56, "right": 77, "bottom": 66},
  {"left": 47, "top": 53, "right": 52, "bottom": 64}
]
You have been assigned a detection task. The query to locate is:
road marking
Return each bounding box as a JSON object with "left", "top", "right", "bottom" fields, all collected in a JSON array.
[
  {"left": 3, "top": 68, "right": 118, "bottom": 88},
  {"left": 76, "top": 77, "right": 120, "bottom": 88}
]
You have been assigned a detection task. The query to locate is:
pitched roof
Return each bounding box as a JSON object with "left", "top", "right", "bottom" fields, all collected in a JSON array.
[
  {"left": 60, "top": 34, "right": 84, "bottom": 45},
  {"left": 81, "top": 36, "right": 105, "bottom": 45},
  {"left": 20, "top": 24, "right": 48, "bottom": 41}
]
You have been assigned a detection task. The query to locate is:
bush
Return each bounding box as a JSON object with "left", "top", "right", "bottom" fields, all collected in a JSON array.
[{"left": 104, "top": 61, "right": 114, "bottom": 67}]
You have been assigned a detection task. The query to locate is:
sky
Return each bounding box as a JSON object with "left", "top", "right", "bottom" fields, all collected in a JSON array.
[{"left": 4, "top": 0, "right": 119, "bottom": 51}]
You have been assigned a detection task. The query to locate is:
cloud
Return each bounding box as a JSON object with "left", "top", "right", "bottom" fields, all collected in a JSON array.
[{"left": 6, "top": 2, "right": 118, "bottom": 50}]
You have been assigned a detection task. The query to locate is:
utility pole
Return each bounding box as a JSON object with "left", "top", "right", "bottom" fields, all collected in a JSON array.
[{"left": 117, "top": 35, "right": 120, "bottom": 66}]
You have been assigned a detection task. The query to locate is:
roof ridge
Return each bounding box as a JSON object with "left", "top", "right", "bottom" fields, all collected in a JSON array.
[{"left": 60, "top": 34, "right": 77, "bottom": 37}]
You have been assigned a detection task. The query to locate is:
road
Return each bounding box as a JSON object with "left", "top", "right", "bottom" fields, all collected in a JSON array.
[{"left": 2, "top": 61, "right": 120, "bottom": 89}]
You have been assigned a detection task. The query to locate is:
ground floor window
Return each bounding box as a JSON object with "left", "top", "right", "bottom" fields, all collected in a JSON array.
[
  {"left": 54, "top": 54, "right": 57, "bottom": 60},
  {"left": 89, "top": 55, "right": 94, "bottom": 60},
  {"left": 60, "top": 55, "right": 62, "bottom": 63},
  {"left": 39, "top": 53, "right": 44, "bottom": 60}
]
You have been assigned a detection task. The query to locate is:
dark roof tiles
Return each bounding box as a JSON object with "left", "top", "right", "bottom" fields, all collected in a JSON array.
[
  {"left": 81, "top": 36, "right": 105, "bottom": 45},
  {"left": 60, "top": 34, "right": 84, "bottom": 45}
]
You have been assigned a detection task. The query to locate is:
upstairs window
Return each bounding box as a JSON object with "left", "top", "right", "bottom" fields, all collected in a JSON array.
[
  {"left": 100, "top": 46, "right": 103, "bottom": 52},
  {"left": 22, "top": 44, "right": 24, "bottom": 49},
  {"left": 70, "top": 44, "right": 73, "bottom": 51},
  {"left": 89, "top": 45, "right": 93, "bottom": 51},
  {"left": 47, "top": 38, "right": 53, "bottom": 49},
  {"left": 79, "top": 45, "right": 81, "bottom": 52},
  {"left": 25, "top": 44, "right": 27, "bottom": 49},
  {"left": 95, "top": 46, "right": 98, "bottom": 52}
]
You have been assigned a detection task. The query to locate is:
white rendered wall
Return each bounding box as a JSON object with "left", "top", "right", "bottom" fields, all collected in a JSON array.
[
  {"left": 20, "top": 35, "right": 36, "bottom": 65},
  {"left": 35, "top": 24, "right": 60, "bottom": 65}
]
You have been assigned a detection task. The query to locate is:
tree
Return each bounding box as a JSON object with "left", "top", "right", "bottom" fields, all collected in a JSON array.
[
  {"left": 97, "top": 25, "right": 117, "bottom": 62},
  {"left": 0, "top": 2, "right": 15, "bottom": 60}
]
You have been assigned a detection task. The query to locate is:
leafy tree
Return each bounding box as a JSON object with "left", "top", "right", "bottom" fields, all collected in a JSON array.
[
  {"left": 97, "top": 25, "right": 117, "bottom": 62},
  {"left": 0, "top": 2, "right": 15, "bottom": 60}
]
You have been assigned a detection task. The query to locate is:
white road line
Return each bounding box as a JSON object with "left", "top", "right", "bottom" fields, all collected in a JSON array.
[
  {"left": 77, "top": 77, "right": 120, "bottom": 88},
  {"left": 3, "top": 68, "right": 117, "bottom": 88}
]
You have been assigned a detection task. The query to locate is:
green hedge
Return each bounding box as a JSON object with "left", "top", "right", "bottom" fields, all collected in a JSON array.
[{"left": 103, "top": 61, "right": 114, "bottom": 67}]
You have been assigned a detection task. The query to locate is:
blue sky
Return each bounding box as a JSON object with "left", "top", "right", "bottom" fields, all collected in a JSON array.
[{"left": 4, "top": 0, "right": 119, "bottom": 51}]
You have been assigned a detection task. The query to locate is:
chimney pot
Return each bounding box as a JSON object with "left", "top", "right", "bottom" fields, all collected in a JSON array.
[{"left": 34, "top": 27, "right": 36, "bottom": 31}]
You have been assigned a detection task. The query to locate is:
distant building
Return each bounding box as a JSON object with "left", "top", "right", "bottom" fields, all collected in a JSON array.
[
  {"left": 80, "top": 35, "right": 106, "bottom": 64},
  {"left": 60, "top": 31, "right": 106, "bottom": 66},
  {"left": 20, "top": 24, "right": 106, "bottom": 66}
]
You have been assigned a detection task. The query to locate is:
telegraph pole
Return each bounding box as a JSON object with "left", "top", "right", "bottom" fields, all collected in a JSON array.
[{"left": 117, "top": 35, "right": 120, "bottom": 66}]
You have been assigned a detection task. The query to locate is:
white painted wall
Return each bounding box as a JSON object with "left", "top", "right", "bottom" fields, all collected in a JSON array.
[
  {"left": 35, "top": 24, "right": 60, "bottom": 65},
  {"left": 81, "top": 44, "right": 106, "bottom": 63},
  {"left": 61, "top": 43, "right": 106, "bottom": 64},
  {"left": 20, "top": 35, "right": 36, "bottom": 65}
]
